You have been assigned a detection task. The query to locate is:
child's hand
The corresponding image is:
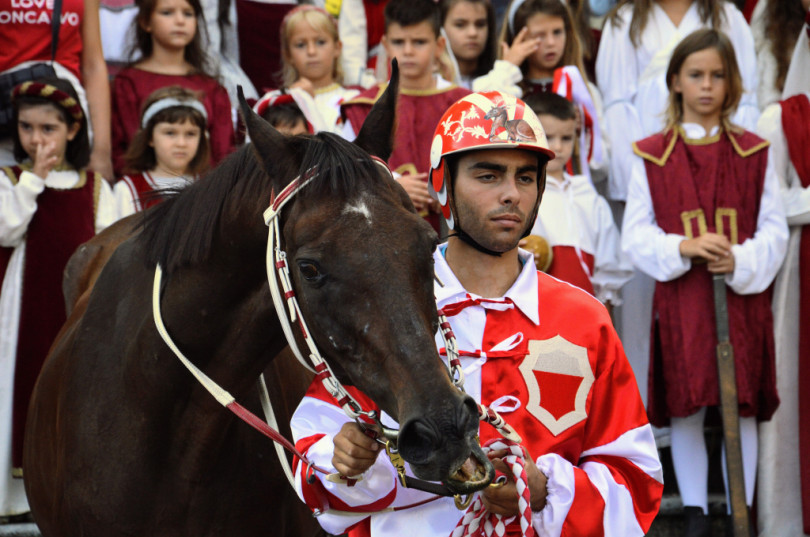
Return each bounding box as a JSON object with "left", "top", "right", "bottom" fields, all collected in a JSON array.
[
  {"left": 707, "top": 252, "right": 735, "bottom": 275},
  {"left": 31, "top": 141, "right": 60, "bottom": 179},
  {"left": 501, "top": 27, "right": 540, "bottom": 68},
  {"left": 290, "top": 77, "right": 316, "bottom": 96},
  {"left": 679, "top": 233, "right": 733, "bottom": 267},
  {"left": 398, "top": 172, "right": 432, "bottom": 213}
]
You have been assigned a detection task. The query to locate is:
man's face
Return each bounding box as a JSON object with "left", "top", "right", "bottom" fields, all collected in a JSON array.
[{"left": 452, "top": 148, "right": 541, "bottom": 253}]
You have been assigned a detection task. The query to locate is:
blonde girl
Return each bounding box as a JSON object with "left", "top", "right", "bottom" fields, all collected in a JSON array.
[
  {"left": 622, "top": 29, "right": 788, "bottom": 534},
  {"left": 0, "top": 78, "right": 118, "bottom": 509},
  {"left": 114, "top": 86, "right": 210, "bottom": 216},
  {"left": 277, "top": 5, "right": 359, "bottom": 135},
  {"left": 110, "top": 0, "right": 234, "bottom": 176}
]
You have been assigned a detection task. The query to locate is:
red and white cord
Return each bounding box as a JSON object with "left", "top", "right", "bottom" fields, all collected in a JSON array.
[{"left": 450, "top": 439, "right": 535, "bottom": 537}]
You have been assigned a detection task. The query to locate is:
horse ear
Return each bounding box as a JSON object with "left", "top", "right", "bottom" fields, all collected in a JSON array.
[
  {"left": 353, "top": 59, "right": 399, "bottom": 161},
  {"left": 237, "top": 86, "right": 292, "bottom": 178}
]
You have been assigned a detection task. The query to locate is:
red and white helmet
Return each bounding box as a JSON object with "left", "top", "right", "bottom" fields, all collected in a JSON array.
[{"left": 428, "top": 91, "right": 555, "bottom": 231}]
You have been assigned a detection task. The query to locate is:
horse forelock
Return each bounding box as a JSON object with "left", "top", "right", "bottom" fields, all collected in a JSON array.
[{"left": 140, "top": 133, "right": 391, "bottom": 274}]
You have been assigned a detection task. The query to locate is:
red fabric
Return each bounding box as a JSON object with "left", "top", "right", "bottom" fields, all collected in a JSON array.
[
  {"left": 588, "top": 454, "right": 664, "bottom": 531},
  {"left": 2, "top": 167, "right": 99, "bottom": 468},
  {"left": 362, "top": 0, "right": 387, "bottom": 68},
  {"left": 119, "top": 172, "right": 165, "bottom": 212},
  {"left": 111, "top": 68, "right": 235, "bottom": 177},
  {"left": 741, "top": 0, "right": 759, "bottom": 23},
  {"left": 342, "top": 84, "right": 470, "bottom": 231},
  {"left": 0, "top": 0, "right": 85, "bottom": 78},
  {"left": 547, "top": 246, "right": 595, "bottom": 296},
  {"left": 637, "top": 130, "right": 779, "bottom": 426},
  {"left": 235, "top": 0, "right": 294, "bottom": 92},
  {"left": 781, "top": 93, "right": 810, "bottom": 533},
  {"left": 473, "top": 274, "right": 656, "bottom": 534}
]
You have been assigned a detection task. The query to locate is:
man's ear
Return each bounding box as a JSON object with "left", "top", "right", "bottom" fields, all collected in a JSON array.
[{"left": 381, "top": 34, "right": 391, "bottom": 57}]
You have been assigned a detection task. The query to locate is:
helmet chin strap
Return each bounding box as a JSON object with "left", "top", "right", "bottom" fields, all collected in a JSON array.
[{"left": 447, "top": 227, "right": 503, "bottom": 257}]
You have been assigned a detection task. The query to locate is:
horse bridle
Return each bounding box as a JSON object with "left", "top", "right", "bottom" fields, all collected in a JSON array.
[{"left": 152, "top": 159, "right": 521, "bottom": 515}]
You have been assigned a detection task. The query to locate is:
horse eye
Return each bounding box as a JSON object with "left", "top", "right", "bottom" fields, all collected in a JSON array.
[{"left": 297, "top": 261, "right": 323, "bottom": 282}]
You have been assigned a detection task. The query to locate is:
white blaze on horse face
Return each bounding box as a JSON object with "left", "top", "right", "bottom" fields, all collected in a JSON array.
[{"left": 343, "top": 198, "right": 373, "bottom": 225}]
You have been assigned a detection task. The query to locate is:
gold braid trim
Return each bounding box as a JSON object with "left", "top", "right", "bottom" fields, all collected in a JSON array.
[
  {"left": 631, "top": 129, "right": 679, "bottom": 167},
  {"left": 1, "top": 166, "right": 20, "bottom": 186},
  {"left": 727, "top": 131, "right": 770, "bottom": 158}
]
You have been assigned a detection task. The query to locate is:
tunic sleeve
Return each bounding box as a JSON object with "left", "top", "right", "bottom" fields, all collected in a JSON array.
[
  {"left": 621, "top": 155, "right": 691, "bottom": 281},
  {"left": 591, "top": 192, "right": 633, "bottom": 305},
  {"left": 339, "top": 0, "right": 369, "bottom": 87},
  {"left": 471, "top": 60, "right": 524, "bottom": 97},
  {"left": 94, "top": 177, "right": 121, "bottom": 233},
  {"left": 595, "top": 9, "right": 644, "bottom": 201},
  {"left": 756, "top": 102, "right": 810, "bottom": 226},
  {"left": 0, "top": 170, "right": 46, "bottom": 248},
  {"left": 726, "top": 5, "right": 760, "bottom": 130},
  {"left": 726, "top": 151, "right": 788, "bottom": 294},
  {"left": 290, "top": 383, "right": 397, "bottom": 536}
]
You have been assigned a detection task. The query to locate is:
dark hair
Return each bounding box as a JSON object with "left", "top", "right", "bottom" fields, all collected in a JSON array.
[
  {"left": 763, "top": 0, "right": 806, "bottom": 95},
  {"left": 12, "top": 77, "right": 90, "bottom": 169},
  {"left": 261, "top": 102, "right": 308, "bottom": 131},
  {"left": 501, "top": 0, "right": 588, "bottom": 83},
  {"left": 524, "top": 91, "right": 576, "bottom": 121},
  {"left": 130, "top": 0, "right": 212, "bottom": 75},
  {"left": 385, "top": 0, "right": 442, "bottom": 37},
  {"left": 124, "top": 85, "right": 211, "bottom": 176},
  {"left": 607, "top": 0, "right": 725, "bottom": 49},
  {"left": 664, "top": 28, "right": 742, "bottom": 132},
  {"left": 440, "top": 0, "right": 498, "bottom": 77}
]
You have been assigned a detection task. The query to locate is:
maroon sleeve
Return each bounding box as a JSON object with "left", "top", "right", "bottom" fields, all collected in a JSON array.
[
  {"left": 111, "top": 73, "right": 142, "bottom": 177},
  {"left": 207, "top": 83, "right": 236, "bottom": 166}
]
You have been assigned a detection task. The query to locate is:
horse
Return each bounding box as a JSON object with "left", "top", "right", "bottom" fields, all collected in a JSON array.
[
  {"left": 22, "top": 65, "right": 493, "bottom": 537},
  {"left": 483, "top": 105, "right": 537, "bottom": 143}
]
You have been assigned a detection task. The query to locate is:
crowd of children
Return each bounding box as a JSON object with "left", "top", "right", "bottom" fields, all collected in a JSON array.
[{"left": 1, "top": 0, "right": 809, "bottom": 534}]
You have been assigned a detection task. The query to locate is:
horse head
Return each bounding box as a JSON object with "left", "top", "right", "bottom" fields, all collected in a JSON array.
[{"left": 239, "top": 63, "right": 493, "bottom": 494}]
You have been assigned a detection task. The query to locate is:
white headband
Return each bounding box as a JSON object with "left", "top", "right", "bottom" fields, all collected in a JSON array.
[
  {"left": 507, "top": 0, "right": 567, "bottom": 36},
  {"left": 141, "top": 97, "right": 209, "bottom": 128}
]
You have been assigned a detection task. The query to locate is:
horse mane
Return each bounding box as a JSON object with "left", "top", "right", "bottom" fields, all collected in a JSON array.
[{"left": 141, "top": 132, "right": 383, "bottom": 273}]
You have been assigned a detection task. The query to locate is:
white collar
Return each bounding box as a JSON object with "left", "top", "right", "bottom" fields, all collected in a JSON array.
[
  {"left": 681, "top": 122, "right": 720, "bottom": 139},
  {"left": 433, "top": 246, "right": 540, "bottom": 325}
]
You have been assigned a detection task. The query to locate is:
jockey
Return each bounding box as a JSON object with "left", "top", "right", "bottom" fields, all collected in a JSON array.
[{"left": 289, "top": 90, "right": 663, "bottom": 537}]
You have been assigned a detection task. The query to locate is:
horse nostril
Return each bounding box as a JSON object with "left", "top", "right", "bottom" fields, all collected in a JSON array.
[
  {"left": 460, "top": 396, "right": 479, "bottom": 433},
  {"left": 397, "top": 419, "right": 440, "bottom": 465}
]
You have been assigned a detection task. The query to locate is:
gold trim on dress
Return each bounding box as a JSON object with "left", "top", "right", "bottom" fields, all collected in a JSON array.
[
  {"left": 715, "top": 208, "right": 738, "bottom": 245},
  {"left": 681, "top": 209, "right": 707, "bottom": 239},
  {"left": 727, "top": 131, "right": 769, "bottom": 158},
  {"left": 11, "top": 467, "right": 23, "bottom": 478},
  {"left": 1, "top": 166, "right": 19, "bottom": 185},
  {"left": 632, "top": 130, "right": 679, "bottom": 167},
  {"left": 314, "top": 82, "right": 341, "bottom": 95}
]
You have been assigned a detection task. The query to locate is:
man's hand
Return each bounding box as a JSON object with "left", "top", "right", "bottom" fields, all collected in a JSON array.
[
  {"left": 32, "top": 141, "right": 60, "bottom": 179},
  {"left": 332, "top": 422, "right": 382, "bottom": 477},
  {"left": 398, "top": 172, "right": 432, "bottom": 213},
  {"left": 501, "top": 27, "right": 541, "bottom": 68},
  {"left": 481, "top": 447, "right": 548, "bottom": 515}
]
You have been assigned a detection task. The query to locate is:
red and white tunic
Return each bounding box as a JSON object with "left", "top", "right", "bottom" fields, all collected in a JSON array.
[
  {"left": 290, "top": 247, "right": 663, "bottom": 537},
  {"left": 530, "top": 172, "right": 632, "bottom": 304},
  {"left": 113, "top": 171, "right": 191, "bottom": 216}
]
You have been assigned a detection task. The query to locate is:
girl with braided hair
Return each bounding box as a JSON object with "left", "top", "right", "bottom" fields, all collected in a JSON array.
[{"left": 0, "top": 77, "right": 119, "bottom": 517}]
